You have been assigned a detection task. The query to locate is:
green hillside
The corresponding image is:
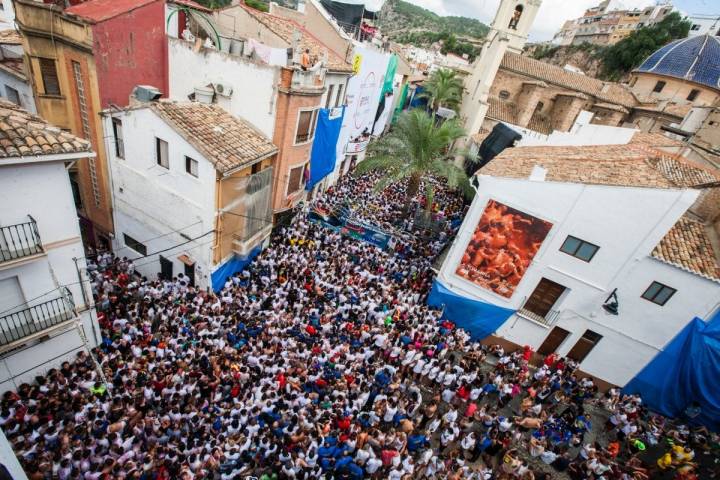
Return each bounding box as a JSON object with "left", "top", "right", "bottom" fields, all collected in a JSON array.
[{"left": 378, "top": 0, "right": 488, "bottom": 60}]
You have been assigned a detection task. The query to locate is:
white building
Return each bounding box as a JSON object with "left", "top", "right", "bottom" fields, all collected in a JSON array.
[
  {"left": 0, "top": 29, "right": 34, "bottom": 114},
  {"left": 0, "top": 100, "right": 100, "bottom": 394},
  {"left": 438, "top": 133, "right": 720, "bottom": 387},
  {"left": 103, "top": 97, "right": 278, "bottom": 290},
  {"left": 687, "top": 14, "right": 720, "bottom": 37}
]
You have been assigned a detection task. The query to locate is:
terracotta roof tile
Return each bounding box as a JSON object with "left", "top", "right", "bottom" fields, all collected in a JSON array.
[
  {"left": 487, "top": 97, "right": 517, "bottom": 124},
  {"left": 241, "top": 6, "right": 352, "bottom": 72},
  {"left": 501, "top": 52, "right": 638, "bottom": 108},
  {"left": 0, "top": 29, "right": 21, "bottom": 45},
  {"left": 150, "top": 101, "right": 278, "bottom": 174},
  {"left": 652, "top": 215, "right": 720, "bottom": 281},
  {"left": 630, "top": 131, "right": 685, "bottom": 148},
  {"left": 0, "top": 100, "right": 91, "bottom": 159}
]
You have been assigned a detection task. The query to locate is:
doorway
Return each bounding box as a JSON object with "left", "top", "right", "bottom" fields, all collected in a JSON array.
[
  {"left": 567, "top": 329, "right": 603, "bottom": 363},
  {"left": 159, "top": 256, "right": 173, "bottom": 280},
  {"left": 537, "top": 326, "right": 570, "bottom": 356},
  {"left": 184, "top": 263, "right": 195, "bottom": 286}
]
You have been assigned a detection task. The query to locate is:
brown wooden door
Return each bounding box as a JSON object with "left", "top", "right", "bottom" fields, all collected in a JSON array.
[
  {"left": 566, "top": 330, "right": 603, "bottom": 363},
  {"left": 524, "top": 278, "right": 566, "bottom": 318},
  {"left": 537, "top": 327, "right": 571, "bottom": 356}
]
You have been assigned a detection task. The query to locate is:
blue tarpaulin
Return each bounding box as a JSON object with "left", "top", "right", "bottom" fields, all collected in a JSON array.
[
  {"left": 210, "top": 246, "right": 263, "bottom": 292},
  {"left": 307, "top": 107, "right": 344, "bottom": 191},
  {"left": 427, "top": 279, "right": 516, "bottom": 340},
  {"left": 623, "top": 310, "right": 720, "bottom": 431},
  {"left": 409, "top": 86, "right": 427, "bottom": 109}
]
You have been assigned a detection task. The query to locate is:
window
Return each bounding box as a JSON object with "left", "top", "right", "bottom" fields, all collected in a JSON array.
[
  {"left": 123, "top": 233, "right": 147, "bottom": 256},
  {"left": 687, "top": 89, "right": 700, "bottom": 102},
  {"left": 4, "top": 85, "right": 19, "bottom": 106},
  {"left": 295, "top": 109, "right": 318, "bottom": 144},
  {"left": 641, "top": 281, "right": 676, "bottom": 306},
  {"left": 653, "top": 80, "right": 666, "bottom": 93},
  {"left": 112, "top": 118, "right": 124, "bottom": 159},
  {"left": 335, "top": 84, "right": 344, "bottom": 106},
  {"left": 325, "top": 84, "right": 335, "bottom": 109},
  {"left": 185, "top": 156, "right": 198, "bottom": 177},
  {"left": 521, "top": 278, "right": 567, "bottom": 321},
  {"left": 287, "top": 164, "right": 305, "bottom": 194},
  {"left": 566, "top": 330, "right": 602, "bottom": 363},
  {"left": 156, "top": 138, "right": 169, "bottom": 169},
  {"left": 499, "top": 90, "right": 511, "bottom": 100},
  {"left": 560, "top": 235, "right": 599, "bottom": 262},
  {"left": 252, "top": 162, "right": 262, "bottom": 174},
  {"left": 534, "top": 101, "right": 544, "bottom": 113},
  {"left": 38, "top": 58, "right": 60, "bottom": 95}
]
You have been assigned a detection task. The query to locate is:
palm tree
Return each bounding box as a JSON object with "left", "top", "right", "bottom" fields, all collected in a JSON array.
[
  {"left": 419, "top": 68, "right": 463, "bottom": 116},
  {"left": 355, "top": 109, "right": 473, "bottom": 213}
]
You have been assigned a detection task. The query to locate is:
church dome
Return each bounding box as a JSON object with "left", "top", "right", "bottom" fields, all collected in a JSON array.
[{"left": 635, "top": 35, "right": 720, "bottom": 91}]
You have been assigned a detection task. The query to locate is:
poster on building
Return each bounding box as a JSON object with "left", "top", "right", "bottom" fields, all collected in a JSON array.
[
  {"left": 334, "top": 43, "right": 391, "bottom": 167},
  {"left": 455, "top": 200, "right": 553, "bottom": 298}
]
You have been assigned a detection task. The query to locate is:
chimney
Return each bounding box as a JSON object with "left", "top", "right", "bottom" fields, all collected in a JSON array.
[{"left": 129, "top": 85, "right": 162, "bottom": 106}]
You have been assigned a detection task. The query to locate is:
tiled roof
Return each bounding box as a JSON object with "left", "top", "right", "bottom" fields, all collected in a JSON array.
[
  {"left": 636, "top": 35, "right": 720, "bottom": 91},
  {"left": 487, "top": 97, "right": 518, "bottom": 124},
  {"left": 150, "top": 101, "right": 278, "bottom": 174},
  {"left": 481, "top": 143, "right": 677, "bottom": 189},
  {"left": 652, "top": 215, "right": 720, "bottom": 281},
  {"left": 647, "top": 155, "right": 719, "bottom": 188},
  {"left": 630, "top": 131, "right": 685, "bottom": 148},
  {"left": 0, "top": 29, "right": 21, "bottom": 45},
  {"left": 0, "top": 58, "right": 26, "bottom": 79},
  {"left": 0, "top": 100, "right": 92, "bottom": 158},
  {"left": 501, "top": 52, "right": 638, "bottom": 108},
  {"left": 65, "top": 0, "right": 159, "bottom": 22},
  {"left": 241, "top": 6, "right": 352, "bottom": 72}
]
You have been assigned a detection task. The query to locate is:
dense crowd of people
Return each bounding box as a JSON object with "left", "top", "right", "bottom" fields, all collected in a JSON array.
[{"left": 0, "top": 173, "right": 716, "bottom": 480}]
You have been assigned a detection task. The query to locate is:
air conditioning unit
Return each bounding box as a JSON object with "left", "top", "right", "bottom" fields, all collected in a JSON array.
[{"left": 213, "top": 83, "right": 233, "bottom": 97}]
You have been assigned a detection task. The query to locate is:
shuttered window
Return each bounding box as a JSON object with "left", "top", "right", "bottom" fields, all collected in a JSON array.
[
  {"left": 287, "top": 165, "right": 305, "bottom": 194},
  {"left": 39, "top": 58, "right": 60, "bottom": 95}
]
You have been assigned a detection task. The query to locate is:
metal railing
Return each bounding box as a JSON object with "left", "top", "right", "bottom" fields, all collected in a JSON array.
[
  {"left": 516, "top": 295, "right": 560, "bottom": 327},
  {"left": 0, "top": 216, "right": 43, "bottom": 263},
  {"left": 0, "top": 288, "right": 75, "bottom": 347}
]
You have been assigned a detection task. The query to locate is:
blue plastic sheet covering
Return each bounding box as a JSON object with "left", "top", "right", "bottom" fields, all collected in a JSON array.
[
  {"left": 307, "top": 107, "right": 344, "bottom": 191},
  {"left": 210, "top": 246, "right": 262, "bottom": 292},
  {"left": 427, "top": 279, "right": 516, "bottom": 340},
  {"left": 623, "top": 310, "right": 720, "bottom": 431},
  {"left": 409, "top": 86, "right": 427, "bottom": 109}
]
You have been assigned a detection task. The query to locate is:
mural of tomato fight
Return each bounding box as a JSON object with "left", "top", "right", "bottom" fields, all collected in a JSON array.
[{"left": 456, "top": 199, "right": 553, "bottom": 298}]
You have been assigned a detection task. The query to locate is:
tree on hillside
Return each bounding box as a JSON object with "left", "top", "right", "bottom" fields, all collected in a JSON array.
[
  {"left": 420, "top": 68, "right": 463, "bottom": 116},
  {"left": 195, "top": 0, "right": 232, "bottom": 8},
  {"left": 602, "top": 12, "right": 691, "bottom": 79},
  {"left": 355, "top": 109, "right": 472, "bottom": 212}
]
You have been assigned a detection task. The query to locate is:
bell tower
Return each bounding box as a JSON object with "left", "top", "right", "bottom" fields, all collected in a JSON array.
[{"left": 459, "top": 0, "right": 542, "bottom": 141}]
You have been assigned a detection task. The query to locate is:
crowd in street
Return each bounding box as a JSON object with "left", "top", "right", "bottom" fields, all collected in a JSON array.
[{"left": 0, "top": 173, "right": 716, "bottom": 479}]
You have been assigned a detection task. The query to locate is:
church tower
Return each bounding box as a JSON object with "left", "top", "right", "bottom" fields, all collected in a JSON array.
[{"left": 459, "top": 0, "right": 542, "bottom": 140}]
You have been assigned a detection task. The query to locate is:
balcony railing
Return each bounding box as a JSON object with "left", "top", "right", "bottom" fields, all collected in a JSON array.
[
  {"left": 516, "top": 297, "right": 560, "bottom": 327},
  {"left": 0, "top": 216, "right": 43, "bottom": 263},
  {"left": 0, "top": 288, "right": 75, "bottom": 347},
  {"left": 290, "top": 68, "right": 325, "bottom": 92}
]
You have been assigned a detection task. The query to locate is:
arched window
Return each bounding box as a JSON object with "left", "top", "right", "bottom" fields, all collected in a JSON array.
[
  {"left": 509, "top": 5, "right": 523, "bottom": 30},
  {"left": 499, "top": 90, "right": 511, "bottom": 100}
]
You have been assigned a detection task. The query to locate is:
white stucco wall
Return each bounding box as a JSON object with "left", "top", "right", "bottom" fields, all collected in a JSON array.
[
  {"left": 0, "top": 428, "right": 26, "bottom": 480},
  {"left": 438, "top": 175, "right": 719, "bottom": 385},
  {"left": 0, "top": 160, "right": 100, "bottom": 393},
  {"left": 105, "top": 108, "right": 217, "bottom": 288},
  {"left": 168, "top": 38, "right": 278, "bottom": 139}
]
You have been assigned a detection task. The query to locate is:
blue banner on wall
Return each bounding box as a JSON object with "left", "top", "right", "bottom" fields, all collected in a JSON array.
[
  {"left": 308, "top": 206, "right": 391, "bottom": 250},
  {"left": 623, "top": 310, "right": 720, "bottom": 432},
  {"left": 427, "top": 279, "right": 516, "bottom": 340},
  {"left": 210, "top": 246, "right": 263, "bottom": 292},
  {"left": 307, "top": 106, "right": 345, "bottom": 191}
]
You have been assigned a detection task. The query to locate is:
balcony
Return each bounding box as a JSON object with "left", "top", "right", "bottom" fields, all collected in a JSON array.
[
  {"left": 0, "top": 288, "right": 76, "bottom": 350},
  {"left": 0, "top": 216, "right": 44, "bottom": 265},
  {"left": 516, "top": 306, "right": 560, "bottom": 327},
  {"left": 289, "top": 67, "right": 326, "bottom": 94}
]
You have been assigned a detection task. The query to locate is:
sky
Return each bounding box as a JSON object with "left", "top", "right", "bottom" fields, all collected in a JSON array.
[{"left": 399, "top": 0, "right": 719, "bottom": 41}]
